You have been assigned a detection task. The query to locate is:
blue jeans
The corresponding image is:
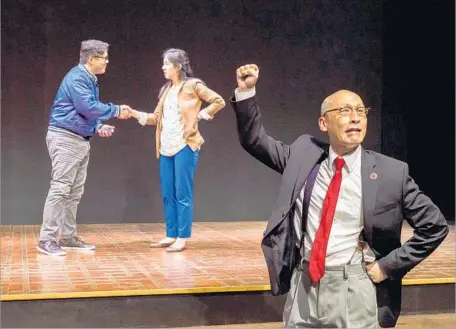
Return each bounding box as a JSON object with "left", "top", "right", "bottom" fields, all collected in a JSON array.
[{"left": 159, "top": 146, "right": 199, "bottom": 238}]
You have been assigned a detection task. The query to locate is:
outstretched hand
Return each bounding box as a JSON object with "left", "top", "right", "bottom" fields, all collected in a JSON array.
[
  {"left": 127, "top": 107, "right": 140, "bottom": 119},
  {"left": 118, "top": 105, "right": 132, "bottom": 119},
  {"left": 236, "top": 64, "right": 259, "bottom": 91}
]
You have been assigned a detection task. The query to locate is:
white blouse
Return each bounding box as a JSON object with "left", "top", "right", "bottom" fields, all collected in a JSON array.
[{"left": 159, "top": 87, "right": 186, "bottom": 156}]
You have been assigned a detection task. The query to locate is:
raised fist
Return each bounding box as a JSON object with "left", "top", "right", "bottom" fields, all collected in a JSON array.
[{"left": 236, "top": 64, "right": 259, "bottom": 91}]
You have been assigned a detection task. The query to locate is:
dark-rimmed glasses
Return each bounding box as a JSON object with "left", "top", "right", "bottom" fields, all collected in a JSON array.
[{"left": 324, "top": 107, "right": 370, "bottom": 117}]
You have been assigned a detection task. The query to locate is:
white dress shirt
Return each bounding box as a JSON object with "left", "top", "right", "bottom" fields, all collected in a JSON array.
[{"left": 296, "top": 145, "right": 375, "bottom": 266}]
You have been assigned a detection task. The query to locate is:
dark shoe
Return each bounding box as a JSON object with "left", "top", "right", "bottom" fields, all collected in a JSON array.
[
  {"left": 59, "top": 236, "right": 95, "bottom": 250},
  {"left": 37, "top": 240, "right": 67, "bottom": 256}
]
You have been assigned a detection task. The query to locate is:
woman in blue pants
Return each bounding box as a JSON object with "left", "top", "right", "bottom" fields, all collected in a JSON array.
[{"left": 129, "top": 48, "right": 225, "bottom": 252}]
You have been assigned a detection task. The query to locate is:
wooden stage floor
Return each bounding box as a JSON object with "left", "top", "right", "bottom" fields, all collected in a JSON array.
[{"left": 1, "top": 221, "right": 454, "bottom": 301}]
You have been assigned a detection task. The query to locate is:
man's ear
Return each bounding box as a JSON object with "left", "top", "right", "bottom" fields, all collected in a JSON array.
[{"left": 318, "top": 116, "right": 328, "bottom": 132}]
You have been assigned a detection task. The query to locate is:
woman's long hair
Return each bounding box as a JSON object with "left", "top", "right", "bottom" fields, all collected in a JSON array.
[{"left": 158, "top": 48, "right": 196, "bottom": 99}]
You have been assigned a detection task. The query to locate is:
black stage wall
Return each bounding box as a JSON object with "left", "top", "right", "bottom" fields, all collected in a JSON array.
[
  {"left": 2, "top": 0, "right": 384, "bottom": 225},
  {"left": 3, "top": 1, "right": 454, "bottom": 225},
  {"left": 382, "top": 0, "right": 455, "bottom": 222}
]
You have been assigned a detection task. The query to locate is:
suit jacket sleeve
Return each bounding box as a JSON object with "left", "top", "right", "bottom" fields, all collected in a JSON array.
[
  {"left": 377, "top": 163, "right": 449, "bottom": 280},
  {"left": 231, "top": 96, "right": 290, "bottom": 174}
]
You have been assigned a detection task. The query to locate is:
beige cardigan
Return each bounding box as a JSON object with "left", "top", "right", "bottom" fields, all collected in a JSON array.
[{"left": 144, "top": 78, "right": 225, "bottom": 158}]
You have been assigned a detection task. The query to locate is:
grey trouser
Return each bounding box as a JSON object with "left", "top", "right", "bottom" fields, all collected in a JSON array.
[
  {"left": 40, "top": 129, "right": 90, "bottom": 241},
  {"left": 283, "top": 261, "right": 378, "bottom": 328}
]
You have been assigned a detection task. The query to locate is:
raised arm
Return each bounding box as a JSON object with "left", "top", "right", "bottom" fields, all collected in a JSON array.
[{"left": 231, "top": 64, "right": 291, "bottom": 174}]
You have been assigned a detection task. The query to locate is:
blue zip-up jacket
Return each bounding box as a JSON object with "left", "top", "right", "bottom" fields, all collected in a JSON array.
[{"left": 48, "top": 64, "right": 120, "bottom": 137}]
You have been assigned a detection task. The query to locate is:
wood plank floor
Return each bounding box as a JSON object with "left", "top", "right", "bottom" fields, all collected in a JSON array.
[{"left": 1, "top": 221, "right": 454, "bottom": 300}]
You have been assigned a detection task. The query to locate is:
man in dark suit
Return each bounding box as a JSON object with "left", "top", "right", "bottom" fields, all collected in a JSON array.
[{"left": 230, "top": 64, "right": 448, "bottom": 328}]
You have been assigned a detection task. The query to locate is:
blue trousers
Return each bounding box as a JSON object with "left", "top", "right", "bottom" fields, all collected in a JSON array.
[{"left": 159, "top": 145, "right": 199, "bottom": 238}]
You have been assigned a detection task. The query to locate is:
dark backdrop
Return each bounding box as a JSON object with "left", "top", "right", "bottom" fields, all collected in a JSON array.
[
  {"left": 3, "top": 0, "right": 384, "bottom": 224},
  {"left": 382, "top": 0, "right": 455, "bottom": 222}
]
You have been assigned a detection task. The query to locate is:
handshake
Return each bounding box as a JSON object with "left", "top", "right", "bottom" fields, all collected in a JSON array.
[
  {"left": 97, "top": 105, "right": 142, "bottom": 138},
  {"left": 118, "top": 105, "right": 140, "bottom": 120}
]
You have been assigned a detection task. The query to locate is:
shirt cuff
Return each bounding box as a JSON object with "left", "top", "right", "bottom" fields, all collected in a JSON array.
[
  {"left": 198, "top": 109, "right": 212, "bottom": 121},
  {"left": 137, "top": 112, "right": 148, "bottom": 126},
  {"left": 95, "top": 123, "right": 103, "bottom": 132},
  {"left": 235, "top": 87, "right": 256, "bottom": 101},
  {"left": 115, "top": 105, "right": 121, "bottom": 117}
]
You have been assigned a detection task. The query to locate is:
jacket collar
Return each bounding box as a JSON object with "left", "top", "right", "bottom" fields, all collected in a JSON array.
[{"left": 78, "top": 64, "right": 97, "bottom": 82}]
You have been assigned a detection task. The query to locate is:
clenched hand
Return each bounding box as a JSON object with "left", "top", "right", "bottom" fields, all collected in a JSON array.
[{"left": 236, "top": 64, "right": 259, "bottom": 91}]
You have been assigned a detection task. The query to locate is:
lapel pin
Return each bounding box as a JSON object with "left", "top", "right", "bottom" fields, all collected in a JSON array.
[{"left": 370, "top": 173, "right": 377, "bottom": 180}]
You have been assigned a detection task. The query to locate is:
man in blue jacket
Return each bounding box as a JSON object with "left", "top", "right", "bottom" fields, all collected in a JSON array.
[{"left": 37, "top": 39, "right": 131, "bottom": 256}]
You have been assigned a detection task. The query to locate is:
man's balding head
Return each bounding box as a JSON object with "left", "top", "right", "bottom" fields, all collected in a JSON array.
[
  {"left": 318, "top": 90, "right": 368, "bottom": 155},
  {"left": 320, "top": 90, "right": 364, "bottom": 116}
]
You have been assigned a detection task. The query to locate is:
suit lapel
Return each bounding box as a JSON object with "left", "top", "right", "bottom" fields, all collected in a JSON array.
[
  {"left": 291, "top": 147, "right": 325, "bottom": 203},
  {"left": 361, "top": 150, "right": 378, "bottom": 245},
  {"left": 264, "top": 144, "right": 325, "bottom": 238}
]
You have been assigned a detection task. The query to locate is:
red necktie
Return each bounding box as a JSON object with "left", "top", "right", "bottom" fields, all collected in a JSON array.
[{"left": 308, "top": 157, "right": 345, "bottom": 283}]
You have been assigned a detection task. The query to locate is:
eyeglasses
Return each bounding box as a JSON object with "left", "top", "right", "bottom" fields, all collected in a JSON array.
[
  {"left": 93, "top": 55, "right": 109, "bottom": 62},
  {"left": 324, "top": 107, "right": 370, "bottom": 117}
]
